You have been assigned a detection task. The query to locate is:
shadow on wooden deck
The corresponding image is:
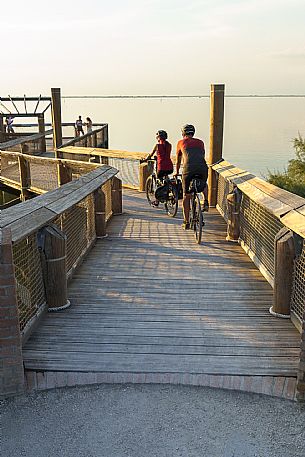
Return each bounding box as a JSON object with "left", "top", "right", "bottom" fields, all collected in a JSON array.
[{"left": 23, "top": 190, "right": 301, "bottom": 400}]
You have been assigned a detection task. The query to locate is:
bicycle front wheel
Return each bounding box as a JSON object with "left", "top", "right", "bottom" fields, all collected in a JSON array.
[
  {"left": 164, "top": 184, "right": 178, "bottom": 217},
  {"left": 193, "top": 194, "right": 203, "bottom": 244},
  {"left": 145, "top": 175, "right": 156, "bottom": 206}
]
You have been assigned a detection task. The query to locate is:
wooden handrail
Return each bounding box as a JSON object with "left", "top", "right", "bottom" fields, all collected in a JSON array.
[
  {"left": 0, "top": 129, "right": 53, "bottom": 149},
  {"left": 213, "top": 160, "right": 305, "bottom": 238},
  {"left": 0, "top": 166, "right": 118, "bottom": 242},
  {"left": 59, "top": 146, "right": 147, "bottom": 161}
]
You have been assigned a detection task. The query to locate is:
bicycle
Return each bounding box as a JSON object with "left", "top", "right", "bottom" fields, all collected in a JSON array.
[
  {"left": 189, "top": 175, "right": 206, "bottom": 244},
  {"left": 143, "top": 159, "right": 179, "bottom": 217}
]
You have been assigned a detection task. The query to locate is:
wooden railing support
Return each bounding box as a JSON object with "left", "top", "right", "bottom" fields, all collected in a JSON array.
[
  {"left": 270, "top": 228, "right": 295, "bottom": 318},
  {"left": 226, "top": 186, "right": 241, "bottom": 242},
  {"left": 111, "top": 176, "right": 122, "bottom": 215},
  {"left": 37, "top": 113, "right": 46, "bottom": 152},
  {"left": 51, "top": 88, "right": 63, "bottom": 155},
  {"left": 208, "top": 84, "right": 225, "bottom": 207},
  {"left": 0, "top": 228, "right": 24, "bottom": 397},
  {"left": 94, "top": 188, "right": 106, "bottom": 237},
  {"left": 139, "top": 163, "right": 150, "bottom": 192},
  {"left": 39, "top": 225, "right": 70, "bottom": 311},
  {"left": 57, "top": 162, "right": 72, "bottom": 186},
  {"left": 18, "top": 155, "right": 31, "bottom": 201}
]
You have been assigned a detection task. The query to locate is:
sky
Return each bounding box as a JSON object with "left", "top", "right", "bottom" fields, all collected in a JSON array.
[{"left": 1, "top": 0, "right": 305, "bottom": 96}]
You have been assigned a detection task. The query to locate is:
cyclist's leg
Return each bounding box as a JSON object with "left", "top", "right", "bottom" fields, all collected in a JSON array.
[{"left": 182, "top": 174, "right": 192, "bottom": 228}]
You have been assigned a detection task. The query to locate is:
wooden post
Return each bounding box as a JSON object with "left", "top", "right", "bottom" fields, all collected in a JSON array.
[
  {"left": 0, "top": 228, "right": 24, "bottom": 397},
  {"left": 94, "top": 188, "right": 106, "bottom": 237},
  {"left": 208, "top": 84, "right": 225, "bottom": 207},
  {"left": 0, "top": 115, "right": 4, "bottom": 142},
  {"left": 37, "top": 113, "right": 46, "bottom": 152},
  {"left": 104, "top": 125, "right": 109, "bottom": 148},
  {"left": 226, "top": 187, "right": 241, "bottom": 242},
  {"left": 139, "top": 162, "right": 151, "bottom": 192},
  {"left": 111, "top": 176, "right": 122, "bottom": 215},
  {"left": 39, "top": 225, "right": 70, "bottom": 311},
  {"left": 92, "top": 132, "right": 97, "bottom": 148},
  {"left": 18, "top": 155, "right": 31, "bottom": 201},
  {"left": 57, "top": 162, "right": 72, "bottom": 186},
  {"left": 51, "top": 88, "right": 63, "bottom": 155},
  {"left": 270, "top": 228, "right": 295, "bottom": 317}
]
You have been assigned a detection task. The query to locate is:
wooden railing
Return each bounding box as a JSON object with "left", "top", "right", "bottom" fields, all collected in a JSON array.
[
  {"left": 0, "top": 165, "right": 123, "bottom": 400},
  {"left": 0, "top": 150, "right": 104, "bottom": 197},
  {"left": 58, "top": 146, "right": 148, "bottom": 190},
  {"left": 60, "top": 125, "right": 109, "bottom": 150},
  {"left": 0, "top": 129, "right": 53, "bottom": 154}
]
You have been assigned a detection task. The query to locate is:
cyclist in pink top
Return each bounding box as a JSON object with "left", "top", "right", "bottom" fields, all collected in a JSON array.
[{"left": 146, "top": 130, "right": 173, "bottom": 178}]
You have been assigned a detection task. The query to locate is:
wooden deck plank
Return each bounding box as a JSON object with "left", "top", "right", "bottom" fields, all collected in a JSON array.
[{"left": 23, "top": 189, "right": 300, "bottom": 379}]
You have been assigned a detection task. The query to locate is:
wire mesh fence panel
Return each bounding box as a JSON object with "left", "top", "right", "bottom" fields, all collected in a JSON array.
[
  {"left": 239, "top": 194, "right": 284, "bottom": 278},
  {"left": 56, "top": 194, "right": 96, "bottom": 273},
  {"left": 108, "top": 158, "right": 139, "bottom": 188},
  {"left": 216, "top": 174, "right": 234, "bottom": 220},
  {"left": 102, "top": 180, "right": 113, "bottom": 221},
  {"left": 12, "top": 235, "right": 46, "bottom": 332},
  {"left": 291, "top": 241, "right": 305, "bottom": 323},
  {"left": 0, "top": 154, "right": 20, "bottom": 183},
  {"left": 29, "top": 160, "right": 58, "bottom": 191}
]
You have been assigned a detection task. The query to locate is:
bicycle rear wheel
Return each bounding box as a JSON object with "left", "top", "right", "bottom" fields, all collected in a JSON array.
[
  {"left": 164, "top": 184, "right": 178, "bottom": 217},
  {"left": 145, "top": 175, "right": 156, "bottom": 205},
  {"left": 193, "top": 194, "right": 203, "bottom": 244}
]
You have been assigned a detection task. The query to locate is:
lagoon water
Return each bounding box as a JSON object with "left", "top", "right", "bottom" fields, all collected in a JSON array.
[{"left": 60, "top": 96, "right": 305, "bottom": 178}]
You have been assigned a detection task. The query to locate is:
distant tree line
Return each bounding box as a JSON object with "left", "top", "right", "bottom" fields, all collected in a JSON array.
[{"left": 268, "top": 134, "right": 305, "bottom": 198}]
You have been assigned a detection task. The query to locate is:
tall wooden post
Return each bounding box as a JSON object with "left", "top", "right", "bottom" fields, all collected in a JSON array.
[
  {"left": 57, "top": 162, "right": 72, "bottom": 186},
  {"left": 270, "top": 228, "right": 295, "bottom": 317},
  {"left": 37, "top": 113, "right": 46, "bottom": 152},
  {"left": 39, "top": 225, "right": 70, "bottom": 311},
  {"left": 104, "top": 124, "right": 109, "bottom": 149},
  {"left": 18, "top": 155, "right": 31, "bottom": 201},
  {"left": 94, "top": 188, "right": 106, "bottom": 237},
  {"left": 208, "top": 84, "right": 225, "bottom": 207},
  {"left": 51, "top": 88, "right": 63, "bottom": 156},
  {"left": 111, "top": 176, "right": 122, "bottom": 215},
  {"left": 0, "top": 115, "right": 4, "bottom": 142},
  {"left": 139, "top": 163, "right": 150, "bottom": 192}
]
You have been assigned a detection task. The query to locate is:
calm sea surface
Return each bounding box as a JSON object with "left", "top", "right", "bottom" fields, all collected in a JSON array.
[{"left": 60, "top": 97, "right": 305, "bottom": 178}]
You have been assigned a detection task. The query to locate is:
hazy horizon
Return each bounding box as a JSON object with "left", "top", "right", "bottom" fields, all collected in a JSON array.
[{"left": 1, "top": 0, "right": 305, "bottom": 96}]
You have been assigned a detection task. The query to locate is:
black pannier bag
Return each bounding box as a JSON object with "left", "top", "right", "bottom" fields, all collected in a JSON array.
[
  {"left": 170, "top": 178, "right": 183, "bottom": 200},
  {"left": 155, "top": 183, "right": 169, "bottom": 203},
  {"left": 191, "top": 177, "right": 206, "bottom": 193}
]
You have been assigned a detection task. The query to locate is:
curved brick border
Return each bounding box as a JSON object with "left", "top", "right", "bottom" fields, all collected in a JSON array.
[{"left": 25, "top": 371, "right": 297, "bottom": 401}]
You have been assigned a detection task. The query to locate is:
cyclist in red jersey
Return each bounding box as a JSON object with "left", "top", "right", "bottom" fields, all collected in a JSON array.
[
  {"left": 144, "top": 130, "right": 173, "bottom": 206},
  {"left": 176, "top": 124, "right": 209, "bottom": 229},
  {"left": 146, "top": 130, "right": 173, "bottom": 178}
]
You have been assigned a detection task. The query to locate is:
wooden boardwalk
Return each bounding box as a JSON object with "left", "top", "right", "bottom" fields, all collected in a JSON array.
[{"left": 23, "top": 190, "right": 301, "bottom": 398}]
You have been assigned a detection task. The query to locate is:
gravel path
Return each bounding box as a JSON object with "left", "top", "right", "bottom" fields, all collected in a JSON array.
[{"left": 1, "top": 384, "right": 305, "bottom": 457}]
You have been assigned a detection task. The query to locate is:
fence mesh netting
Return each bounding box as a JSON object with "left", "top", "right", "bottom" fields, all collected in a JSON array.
[
  {"left": 29, "top": 160, "right": 58, "bottom": 191},
  {"left": 0, "top": 154, "right": 20, "bottom": 182},
  {"left": 12, "top": 234, "right": 46, "bottom": 332},
  {"left": 291, "top": 241, "right": 305, "bottom": 322},
  {"left": 108, "top": 158, "right": 139, "bottom": 188},
  {"left": 216, "top": 171, "right": 304, "bottom": 324}
]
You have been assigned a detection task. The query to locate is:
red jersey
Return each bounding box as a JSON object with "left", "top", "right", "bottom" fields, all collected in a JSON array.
[
  {"left": 156, "top": 140, "right": 173, "bottom": 171},
  {"left": 176, "top": 137, "right": 206, "bottom": 175}
]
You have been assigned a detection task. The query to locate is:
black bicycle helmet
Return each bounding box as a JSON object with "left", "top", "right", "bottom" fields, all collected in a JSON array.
[
  {"left": 156, "top": 130, "right": 168, "bottom": 140},
  {"left": 181, "top": 124, "right": 195, "bottom": 136}
]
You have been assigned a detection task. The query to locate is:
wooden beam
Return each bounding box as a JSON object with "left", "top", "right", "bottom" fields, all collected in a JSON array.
[
  {"left": 34, "top": 95, "right": 42, "bottom": 114},
  {"left": 8, "top": 95, "right": 20, "bottom": 114},
  {"left": 23, "top": 94, "right": 28, "bottom": 114},
  {"left": 94, "top": 188, "right": 106, "bottom": 237},
  {"left": 208, "top": 83, "right": 225, "bottom": 207},
  {"left": 111, "top": 176, "right": 123, "bottom": 215},
  {"left": 51, "top": 88, "right": 63, "bottom": 153},
  {"left": 0, "top": 97, "right": 51, "bottom": 102},
  {"left": 37, "top": 113, "right": 46, "bottom": 152}
]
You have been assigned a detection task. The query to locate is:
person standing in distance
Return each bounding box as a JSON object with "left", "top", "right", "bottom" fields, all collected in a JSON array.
[
  {"left": 75, "top": 115, "right": 84, "bottom": 136},
  {"left": 176, "top": 124, "right": 209, "bottom": 230}
]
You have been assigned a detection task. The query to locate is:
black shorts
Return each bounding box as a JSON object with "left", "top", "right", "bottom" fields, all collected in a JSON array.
[
  {"left": 182, "top": 171, "right": 208, "bottom": 194},
  {"left": 157, "top": 169, "right": 173, "bottom": 179}
]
